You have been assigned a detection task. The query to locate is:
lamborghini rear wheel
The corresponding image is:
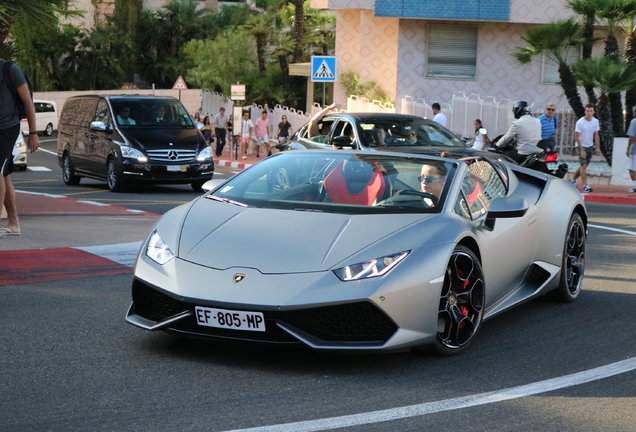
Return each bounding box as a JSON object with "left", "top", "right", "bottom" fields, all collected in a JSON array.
[{"left": 431, "top": 245, "right": 485, "bottom": 356}]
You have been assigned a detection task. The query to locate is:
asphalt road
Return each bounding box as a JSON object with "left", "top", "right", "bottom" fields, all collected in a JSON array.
[{"left": 1, "top": 137, "right": 635, "bottom": 431}]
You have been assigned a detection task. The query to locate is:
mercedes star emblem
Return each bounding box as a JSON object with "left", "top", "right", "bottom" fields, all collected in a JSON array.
[{"left": 167, "top": 150, "right": 178, "bottom": 160}]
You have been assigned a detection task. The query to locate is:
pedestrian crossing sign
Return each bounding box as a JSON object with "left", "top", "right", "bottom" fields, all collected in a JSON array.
[{"left": 311, "top": 56, "right": 337, "bottom": 82}]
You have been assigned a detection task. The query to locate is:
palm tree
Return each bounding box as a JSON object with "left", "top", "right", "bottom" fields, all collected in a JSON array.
[
  {"left": 595, "top": 0, "right": 636, "bottom": 135},
  {"left": 572, "top": 56, "right": 636, "bottom": 164},
  {"left": 293, "top": 0, "right": 306, "bottom": 63},
  {"left": 305, "top": 10, "right": 335, "bottom": 56},
  {"left": 242, "top": 14, "right": 272, "bottom": 75},
  {"left": 567, "top": 0, "right": 599, "bottom": 104},
  {"left": 624, "top": 16, "right": 636, "bottom": 128},
  {"left": 269, "top": 32, "right": 294, "bottom": 102},
  {"left": 512, "top": 19, "right": 586, "bottom": 118},
  {"left": 0, "top": 0, "right": 74, "bottom": 42}
]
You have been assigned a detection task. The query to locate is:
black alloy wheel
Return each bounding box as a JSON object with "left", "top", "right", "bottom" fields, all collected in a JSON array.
[
  {"left": 107, "top": 157, "right": 126, "bottom": 192},
  {"left": 551, "top": 213, "right": 585, "bottom": 302},
  {"left": 432, "top": 245, "right": 485, "bottom": 355},
  {"left": 62, "top": 152, "right": 81, "bottom": 185}
]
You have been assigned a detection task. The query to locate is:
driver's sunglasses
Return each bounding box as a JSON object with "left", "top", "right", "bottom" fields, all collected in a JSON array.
[
  {"left": 546, "top": 108, "right": 555, "bottom": 111},
  {"left": 418, "top": 175, "right": 443, "bottom": 183}
]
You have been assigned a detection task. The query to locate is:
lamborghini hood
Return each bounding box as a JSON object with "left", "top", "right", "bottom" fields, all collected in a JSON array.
[{"left": 176, "top": 197, "right": 433, "bottom": 273}]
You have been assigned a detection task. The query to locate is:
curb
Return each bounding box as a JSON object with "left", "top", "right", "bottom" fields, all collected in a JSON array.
[
  {"left": 214, "top": 158, "right": 254, "bottom": 170},
  {"left": 582, "top": 194, "right": 636, "bottom": 206}
]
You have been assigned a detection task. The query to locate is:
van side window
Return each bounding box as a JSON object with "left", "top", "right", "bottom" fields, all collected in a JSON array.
[
  {"left": 95, "top": 100, "right": 110, "bottom": 124},
  {"left": 42, "top": 103, "right": 55, "bottom": 113}
]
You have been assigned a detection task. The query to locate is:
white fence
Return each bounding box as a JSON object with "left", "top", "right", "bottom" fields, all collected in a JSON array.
[{"left": 202, "top": 89, "right": 577, "bottom": 155}]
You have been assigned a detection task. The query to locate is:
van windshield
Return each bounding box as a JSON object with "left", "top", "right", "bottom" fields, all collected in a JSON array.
[{"left": 110, "top": 99, "right": 194, "bottom": 128}]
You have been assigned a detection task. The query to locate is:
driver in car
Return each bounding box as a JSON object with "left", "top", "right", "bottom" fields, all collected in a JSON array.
[{"left": 419, "top": 161, "right": 447, "bottom": 206}]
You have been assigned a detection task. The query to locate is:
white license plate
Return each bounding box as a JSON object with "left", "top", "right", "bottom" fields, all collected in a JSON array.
[
  {"left": 195, "top": 306, "right": 265, "bottom": 332},
  {"left": 167, "top": 165, "right": 184, "bottom": 172}
]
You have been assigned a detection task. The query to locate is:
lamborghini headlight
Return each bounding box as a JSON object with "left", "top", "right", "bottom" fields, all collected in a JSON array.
[
  {"left": 146, "top": 230, "right": 174, "bottom": 265},
  {"left": 333, "top": 251, "right": 409, "bottom": 281}
]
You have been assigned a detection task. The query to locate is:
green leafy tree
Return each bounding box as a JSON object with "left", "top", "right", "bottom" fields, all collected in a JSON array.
[
  {"left": 135, "top": 0, "right": 213, "bottom": 87},
  {"left": 512, "top": 19, "right": 587, "bottom": 118},
  {"left": 183, "top": 28, "right": 257, "bottom": 96},
  {"left": 572, "top": 56, "right": 636, "bottom": 164}
]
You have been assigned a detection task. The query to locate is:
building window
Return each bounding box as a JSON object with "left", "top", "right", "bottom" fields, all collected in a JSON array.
[
  {"left": 542, "top": 47, "right": 581, "bottom": 84},
  {"left": 427, "top": 25, "right": 477, "bottom": 79}
]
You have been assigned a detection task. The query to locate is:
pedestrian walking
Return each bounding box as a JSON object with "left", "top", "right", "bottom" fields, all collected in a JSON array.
[
  {"left": 471, "top": 119, "right": 489, "bottom": 150},
  {"left": 254, "top": 110, "right": 270, "bottom": 158},
  {"left": 240, "top": 112, "right": 254, "bottom": 160},
  {"left": 201, "top": 116, "right": 212, "bottom": 147},
  {"left": 213, "top": 107, "right": 228, "bottom": 157},
  {"left": 276, "top": 115, "right": 293, "bottom": 143},
  {"left": 538, "top": 103, "right": 558, "bottom": 148},
  {"left": 432, "top": 102, "right": 447, "bottom": 127},
  {"left": 570, "top": 104, "right": 600, "bottom": 193},
  {"left": 0, "top": 59, "right": 39, "bottom": 236},
  {"left": 625, "top": 105, "right": 636, "bottom": 192}
]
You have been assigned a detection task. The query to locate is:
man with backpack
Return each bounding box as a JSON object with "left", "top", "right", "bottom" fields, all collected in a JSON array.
[{"left": 0, "top": 59, "right": 39, "bottom": 236}]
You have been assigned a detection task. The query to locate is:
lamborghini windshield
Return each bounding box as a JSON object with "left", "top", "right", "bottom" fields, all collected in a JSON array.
[{"left": 207, "top": 151, "right": 457, "bottom": 214}]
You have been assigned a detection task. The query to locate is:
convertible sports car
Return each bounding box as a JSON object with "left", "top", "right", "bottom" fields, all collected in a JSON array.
[
  {"left": 126, "top": 150, "right": 587, "bottom": 354},
  {"left": 273, "top": 112, "right": 515, "bottom": 163}
]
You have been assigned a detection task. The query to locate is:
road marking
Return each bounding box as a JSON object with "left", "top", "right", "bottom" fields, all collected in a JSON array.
[
  {"left": 36, "top": 147, "right": 57, "bottom": 155},
  {"left": 27, "top": 166, "right": 52, "bottom": 171},
  {"left": 222, "top": 357, "right": 636, "bottom": 432},
  {"left": 589, "top": 224, "right": 636, "bottom": 236}
]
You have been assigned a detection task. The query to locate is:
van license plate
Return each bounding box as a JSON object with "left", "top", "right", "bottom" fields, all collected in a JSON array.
[
  {"left": 167, "top": 165, "right": 184, "bottom": 172},
  {"left": 195, "top": 306, "right": 265, "bottom": 332}
]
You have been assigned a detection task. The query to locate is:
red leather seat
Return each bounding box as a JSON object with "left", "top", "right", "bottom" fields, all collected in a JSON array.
[{"left": 323, "top": 160, "right": 385, "bottom": 205}]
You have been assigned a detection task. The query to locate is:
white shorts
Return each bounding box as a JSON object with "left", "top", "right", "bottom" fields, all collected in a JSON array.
[
  {"left": 628, "top": 153, "right": 636, "bottom": 171},
  {"left": 257, "top": 136, "right": 269, "bottom": 146}
]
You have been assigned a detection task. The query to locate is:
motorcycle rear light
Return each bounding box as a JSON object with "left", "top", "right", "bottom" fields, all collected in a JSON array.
[{"left": 545, "top": 153, "right": 559, "bottom": 162}]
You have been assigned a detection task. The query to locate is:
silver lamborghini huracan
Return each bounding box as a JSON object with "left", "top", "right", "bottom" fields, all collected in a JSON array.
[{"left": 126, "top": 150, "right": 587, "bottom": 355}]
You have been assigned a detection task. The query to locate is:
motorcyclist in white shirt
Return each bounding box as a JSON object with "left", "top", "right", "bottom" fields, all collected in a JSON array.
[{"left": 497, "top": 101, "right": 542, "bottom": 164}]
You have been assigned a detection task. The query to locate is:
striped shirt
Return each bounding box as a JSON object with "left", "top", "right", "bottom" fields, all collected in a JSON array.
[{"left": 538, "top": 114, "right": 558, "bottom": 140}]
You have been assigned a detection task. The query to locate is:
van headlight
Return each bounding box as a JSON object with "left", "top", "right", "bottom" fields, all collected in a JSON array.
[
  {"left": 333, "top": 251, "right": 410, "bottom": 281},
  {"left": 197, "top": 146, "right": 212, "bottom": 161},
  {"left": 121, "top": 146, "right": 147, "bottom": 162},
  {"left": 146, "top": 230, "right": 174, "bottom": 265}
]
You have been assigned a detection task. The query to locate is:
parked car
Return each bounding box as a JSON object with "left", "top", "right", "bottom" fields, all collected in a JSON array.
[
  {"left": 57, "top": 95, "right": 213, "bottom": 192},
  {"left": 20, "top": 99, "right": 58, "bottom": 136},
  {"left": 126, "top": 149, "right": 586, "bottom": 354},
  {"left": 274, "top": 112, "right": 514, "bottom": 162},
  {"left": 12, "top": 132, "right": 27, "bottom": 171}
]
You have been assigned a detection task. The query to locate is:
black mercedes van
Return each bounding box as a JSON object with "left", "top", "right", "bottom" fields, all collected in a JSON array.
[{"left": 57, "top": 95, "right": 213, "bottom": 192}]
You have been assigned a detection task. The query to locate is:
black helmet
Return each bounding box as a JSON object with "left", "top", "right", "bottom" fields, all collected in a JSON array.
[{"left": 513, "top": 101, "right": 530, "bottom": 119}]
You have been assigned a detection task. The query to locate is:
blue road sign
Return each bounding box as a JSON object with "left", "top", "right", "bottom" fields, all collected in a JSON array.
[{"left": 311, "top": 56, "right": 337, "bottom": 82}]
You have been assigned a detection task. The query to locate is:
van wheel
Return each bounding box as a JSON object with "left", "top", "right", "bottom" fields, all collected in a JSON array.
[
  {"left": 44, "top": 123, "right": 53, "bottom": 136},
  {"left": 107, "top": 157, "right": 126, "bottom": 192},
  {"left": 191, "top": 180, "right": 206, "bottom": 192},
  {"left": 62, "top": 153, "right": 81, "bottom": 185}
]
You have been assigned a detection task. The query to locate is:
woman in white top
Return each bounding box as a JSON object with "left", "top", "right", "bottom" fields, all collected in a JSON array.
[{"left": 471, "top": 119, "right": 489, "bottom": 150}]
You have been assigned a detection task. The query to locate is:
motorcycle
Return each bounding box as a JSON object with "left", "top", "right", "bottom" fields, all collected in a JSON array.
[{"left": 489, "top": 133, "right": 568, "bottom": 179}]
